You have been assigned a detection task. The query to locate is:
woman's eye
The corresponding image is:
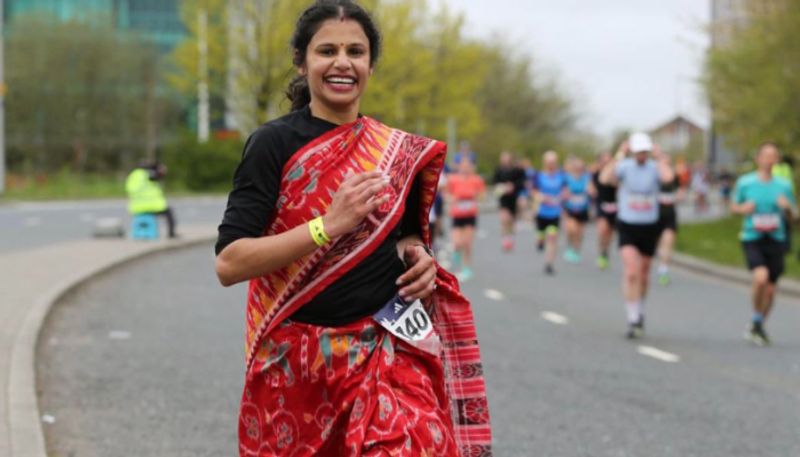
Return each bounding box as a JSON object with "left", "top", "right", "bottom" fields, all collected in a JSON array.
[
  {"left": 348, "top": 48, "right": 365, "bottom": 56},
  {"left": 319, "top": 48, "right": 335, "bottom": 56}
]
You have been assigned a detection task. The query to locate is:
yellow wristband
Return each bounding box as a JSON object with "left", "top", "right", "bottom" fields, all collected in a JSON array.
[{"left": 308, "top": 217, "right": 331, "bottom": 247}]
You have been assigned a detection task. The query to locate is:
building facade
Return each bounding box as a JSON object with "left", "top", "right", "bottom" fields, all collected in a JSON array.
[{"left": 5, "top": 0, "right": 185, "bottom": 53}]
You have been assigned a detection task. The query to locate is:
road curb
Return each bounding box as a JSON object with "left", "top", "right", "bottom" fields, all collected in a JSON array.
[
  {"left": 672, "top": 252, "right": 800, "bottom": 298},
  {"left": 8, "top": 234, "right": 216, "bottom": 457}
]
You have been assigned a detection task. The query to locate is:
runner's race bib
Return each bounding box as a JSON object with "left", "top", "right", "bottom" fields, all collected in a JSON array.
[
  {"left": 455, "top": 199, "right": 478, "bottom": 213},
  {"left": 753, "top": 213, "right": 781, "bottom": 233},
  {"left": 600, "top": 202, "right": 618, "bottom": 213},
  {"left": 374, "top": 295, "right": 434, "bottom": 344},
  {"left": 628, "top": 193, "right": 656, "bottom": 212},
  {"left": 569, "top": 195, "right": 588, "bottom": 206},
  {"left": 659, "top": 192, "right": 677, "bottom": 205}
]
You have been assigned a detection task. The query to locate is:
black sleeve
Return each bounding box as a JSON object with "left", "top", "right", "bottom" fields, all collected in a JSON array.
[
  {"left": 492, "top": 169, "right": 501, "bottom": 185},
  {"left": 398, "top": 177, "right": 422, "bottom": 238},
  {"left": 215, "top": 126, "right": 286, "bottom": 255}
]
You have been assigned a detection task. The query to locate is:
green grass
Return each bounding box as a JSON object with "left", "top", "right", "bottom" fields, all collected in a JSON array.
[
  {"left": 678, "top": 216, "right": 800, "bottom": 280},
  {"left": 1, "top": 171, "right": 218, "bottom": 201}
]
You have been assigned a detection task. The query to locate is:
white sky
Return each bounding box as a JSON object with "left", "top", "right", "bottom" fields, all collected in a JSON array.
[{"left": 440, "top": 0, "right": 711, "bottom": 137}]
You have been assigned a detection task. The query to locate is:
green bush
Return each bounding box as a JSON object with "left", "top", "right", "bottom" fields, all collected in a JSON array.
[{"left": 162, "top": 134, "right": 244, "bottom": 192}]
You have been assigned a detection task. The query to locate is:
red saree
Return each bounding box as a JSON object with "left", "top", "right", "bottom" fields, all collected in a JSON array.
[{"left": 238, "top": 116, "right": 492, "bottom": 457}]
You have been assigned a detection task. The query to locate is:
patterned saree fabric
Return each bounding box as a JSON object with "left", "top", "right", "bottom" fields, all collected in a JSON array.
[{"left": 239, "top": 116, "right": 492, "bottom": 456}]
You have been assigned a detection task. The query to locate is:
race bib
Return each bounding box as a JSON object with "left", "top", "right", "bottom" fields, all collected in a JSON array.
[
  {"left": 600, "top": 202, "right": 618, "bottom": 213},
  {"left": 569, "top": 195, "right": 588, "bottom": 206},
  {"left": 455, "top": 199, "right": 478, "bottom": 213},
  {"left": 753, "top": 213, "right": 780, "bottom": 233},
  {"left": 659, "top": 192, "right": 677, "bottom": 205},
  {"left": 628, "top": 193, "right": 656, "bottom": 212},
  {"left": 374, "top": 295, "right": 434, "bottom": 344}
]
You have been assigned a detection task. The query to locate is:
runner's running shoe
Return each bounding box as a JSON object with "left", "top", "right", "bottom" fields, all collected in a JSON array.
[
  {"left": 746, "top": 322, "right": 770, "bottom": 346},
  {"left": 457, "top": 267, "right": 474, "bottom": 282},
  {"left": 596, "top": 255, "right": 609, "bottom": 270},
  {"left": 658, "top": 272, "right": 671, "bottom": 286},
  {"left": 544, "top": 264, "right": 555, "bottom": 276},
  {"left": 626, "top": 317, "right": 645, "bottom": 340}
]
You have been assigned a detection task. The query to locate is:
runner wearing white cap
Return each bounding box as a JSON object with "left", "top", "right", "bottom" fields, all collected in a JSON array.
[{"left": 599, "top": 133, "right": 675, "bottom": 339}]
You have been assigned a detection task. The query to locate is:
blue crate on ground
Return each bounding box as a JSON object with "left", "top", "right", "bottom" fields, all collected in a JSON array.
[{"left": 131, "top": 214, "right": 159, "bottom": 240}]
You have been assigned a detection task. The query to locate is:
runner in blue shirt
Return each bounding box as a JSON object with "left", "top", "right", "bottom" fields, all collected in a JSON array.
[
  {"left": 563, "top": 156, "right": 592, "bottom": 264},
  {"left": 534, "top": 151, "right": 567, "bottom": 275},
  {"left": 731, "top": 142, "right": 796, "bottom": 346}
]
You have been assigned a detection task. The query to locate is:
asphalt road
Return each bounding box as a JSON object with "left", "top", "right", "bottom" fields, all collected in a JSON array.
[
  {"left": 37, "top": 212, "right": 800, "bottom": 457},
  {"left": 0, "top": 197, "right": 227, "bottom": 254}
]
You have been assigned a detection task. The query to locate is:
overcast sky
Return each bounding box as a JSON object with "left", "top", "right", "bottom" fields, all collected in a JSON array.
[{"left": 440, "top": 0, "right": 711, "bottom": 137}]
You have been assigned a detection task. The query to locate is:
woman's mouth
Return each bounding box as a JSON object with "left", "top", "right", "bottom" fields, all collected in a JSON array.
[{"left": 324, "top": 76, "right": 357, "bottom": 92}]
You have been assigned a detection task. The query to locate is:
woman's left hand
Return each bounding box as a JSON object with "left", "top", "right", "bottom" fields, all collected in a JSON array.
[{"left": 396, "top": 245, "right": 437, "bottom": 302}]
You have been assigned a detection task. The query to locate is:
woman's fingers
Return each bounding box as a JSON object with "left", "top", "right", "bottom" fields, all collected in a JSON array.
[{"left": 399, "top": 267, "right": 437, "bottom": 301}]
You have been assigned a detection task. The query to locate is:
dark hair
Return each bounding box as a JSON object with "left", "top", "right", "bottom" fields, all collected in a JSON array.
[{"left": 286, "top": 0, "right": 382, "bottom": 111}]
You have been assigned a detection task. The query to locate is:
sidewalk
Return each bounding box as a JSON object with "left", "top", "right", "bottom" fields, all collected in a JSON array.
[{"left": 0, "top": 226, "right": 217, "bottom": 457}]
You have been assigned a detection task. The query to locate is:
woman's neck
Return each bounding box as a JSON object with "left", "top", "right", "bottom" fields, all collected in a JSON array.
[
  {"left": 757, "top": 168, "right": 772, "bottom": 181},
  {"left": 309, "top": 100, "right": 359, "bottom": 125}
]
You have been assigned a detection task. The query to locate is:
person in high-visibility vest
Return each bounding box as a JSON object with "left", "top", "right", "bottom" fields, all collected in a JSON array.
[
  {"left": 125, "top": 162, "right": 177, "bottom": 238},
  {"left": 772, "top": 152, "right": 795, "bottom": 255}
]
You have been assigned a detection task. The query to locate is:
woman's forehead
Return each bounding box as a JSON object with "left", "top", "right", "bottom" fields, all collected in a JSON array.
[{"left": 311, "top": 18, "right": 369, "bottom": 45}]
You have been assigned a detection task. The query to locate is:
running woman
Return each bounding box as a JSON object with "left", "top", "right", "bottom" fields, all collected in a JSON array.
[
  {"left": 731, "top": 142, "right": 796, "bottom": 346},
  {"left": 215, "top": 2, "right": 492, "bottom": 454},
  {"left": 493, "top": 151, "right": 526, "bottom": 251},
  {"left": 534, "top": 151, "right": 567, "bottom": 275},
  {"left": 656, "top": 154, "right": 681, "bottom": 286},
  {"left": 599, "top": 133, "right": 674, "bottom": 339},
  {"left": 592, "top": 151, "right": 618, "bottom": 269},
  {"left": 446, "top": 159, "right": 486, "bottom": 282},
  {"left": 563, "top": 156, "right": 592, "bottom": 263}
]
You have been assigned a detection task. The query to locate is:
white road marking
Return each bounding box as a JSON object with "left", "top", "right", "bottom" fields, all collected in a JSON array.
[
  {"left": 23, "top": 216, "right": 42, "bottom": 227},
  {"left": 108, "top": 330, "right": 132, "bottom": 340},
  {"left": 41, "top": 414, "right": 56, "bottom": 424},
  {"left": 541, "top": 311, "right": 569, "bottom": 325},
  {"left": 484, "top": 289, "right": 505, "bottom": 301},
  {"left": 637, "top": 345, "right": 681, "bottom": 363}
]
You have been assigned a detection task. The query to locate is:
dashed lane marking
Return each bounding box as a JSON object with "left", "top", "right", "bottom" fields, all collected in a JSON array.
[
  {"left": 108, "top": 330, "right": 132, "bottom": 340},
  {"left": 541, "top": 311, "right": 569, "bottom": 325},
  {"left": 637, "top": 345, "right": 680, "bottom": 363},
  {"left": 484, "top": 289, "right": 505, "bottom": 301}
]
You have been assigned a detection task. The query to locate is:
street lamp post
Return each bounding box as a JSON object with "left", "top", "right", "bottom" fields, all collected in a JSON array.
[
  {"left": 0, "top": 0, "right": 6, "bottom": 195},
  {"left": 197, "top": 8, "right": 210, "bottom": 143}
]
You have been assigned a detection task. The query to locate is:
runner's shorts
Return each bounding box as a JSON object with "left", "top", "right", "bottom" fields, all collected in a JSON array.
[
  {"left": 743, "top": 237, "right": 785, "bottom": 283},
  {"left": 536, "top": 215, "right": 560, "bottom": 233},
  {"left": 658, "top": 205, "right": 679, "bottom": 233},
  {"left": 565, "top": 209, "right": 590, "bottom": 223},
  {"left": 617, "top": 221, "right": 661, "bottom": 257},
  {"left": 452, "top": 216, "right": 477, "bottom": 228},
  {"left": 596, "top": 202, "right": 618, "bottom": 226},
  {"left": 499, "top": 195, "right": 518, "bottom": 217}
]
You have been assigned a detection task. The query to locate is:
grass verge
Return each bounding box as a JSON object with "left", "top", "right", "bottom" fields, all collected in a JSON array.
[{"left": 678, "top": 215, "right": 800, "bottom": 280}]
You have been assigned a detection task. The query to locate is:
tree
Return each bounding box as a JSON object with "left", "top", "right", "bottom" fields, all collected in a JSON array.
[
  {"left": 6, "top": 14, "right": 178, "bottom": 173},
  {"left": 705, "top": 0, "right": 800, "bottom": 159}
]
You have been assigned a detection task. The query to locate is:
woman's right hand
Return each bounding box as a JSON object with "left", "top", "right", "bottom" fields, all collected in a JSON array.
[{"left": 322, "top": 171, "right": 390, "bottom": 239}]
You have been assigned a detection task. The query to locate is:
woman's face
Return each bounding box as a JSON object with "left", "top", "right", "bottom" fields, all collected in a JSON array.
[{"left": 302, "top": 18, "right": 372, "bottom": 113}]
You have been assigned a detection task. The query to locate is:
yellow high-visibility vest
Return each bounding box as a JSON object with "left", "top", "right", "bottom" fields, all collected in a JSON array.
[
  {"left": 125, "top": 168, "right": 168, "bottom": 214},
  {"left": 772, "top": 163, "right": 795, "bottom": 191}
]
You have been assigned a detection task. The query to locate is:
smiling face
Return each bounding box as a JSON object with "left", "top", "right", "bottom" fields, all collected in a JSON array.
[{"left": 302, "top": 18, "right": 372, "bottom": 118}]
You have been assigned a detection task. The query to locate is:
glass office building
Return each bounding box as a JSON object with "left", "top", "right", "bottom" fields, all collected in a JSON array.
[{"left": 5, "top": 0, "right": 186, "bottom": 53}]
